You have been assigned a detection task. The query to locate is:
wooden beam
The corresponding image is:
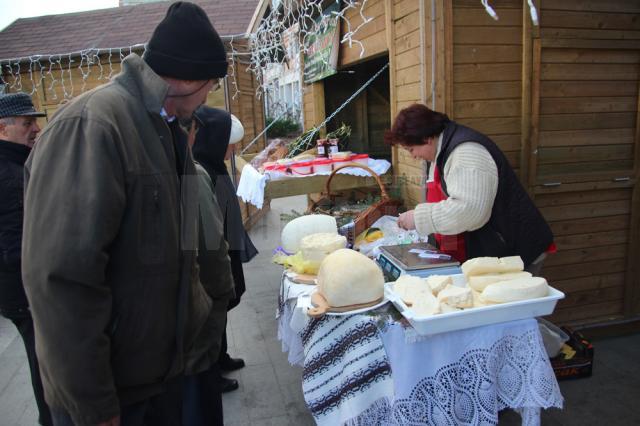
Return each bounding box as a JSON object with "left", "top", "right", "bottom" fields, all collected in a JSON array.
[
  {"left": 520, "top": 0, "right": 533, "bottom": 187},
  {"left": 527, "top": 39, "right": 541, "bottom": 189},
  {"left": 625, "top": 76, "right": 640, "bottom": 315},
  {"left": 444, "top": 0, "right": 453, "bottom": 117}
]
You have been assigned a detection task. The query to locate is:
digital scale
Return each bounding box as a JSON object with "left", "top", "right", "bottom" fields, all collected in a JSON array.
[{"left": 376, "top": 242, "right": 461, "bottom": 281}]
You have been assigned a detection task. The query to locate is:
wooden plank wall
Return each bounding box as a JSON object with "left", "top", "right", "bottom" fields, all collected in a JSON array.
[
  {"left": 449, "top": 0, "right": 640, "bottom": 326},
  {"left": 339, "top": 0, "right": 388, "bottom": 67},
  {"left": 531, "top": 0, "right": 640, "bottom": 324},
  {"left": 451, "top": 0, "right": 523, "bottom": 174},
  {"left": 390, "top": 0, "right": 427, "bottom": 208}
]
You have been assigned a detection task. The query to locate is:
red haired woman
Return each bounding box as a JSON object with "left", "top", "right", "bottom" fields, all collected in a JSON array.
[{"left": 385, "top": 103, "right": 554, "bottom": 274}]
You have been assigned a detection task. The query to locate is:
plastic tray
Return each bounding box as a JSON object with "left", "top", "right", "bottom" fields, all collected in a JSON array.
[{"left": 384, "top": 274, "right": 565, "bottom": 336}]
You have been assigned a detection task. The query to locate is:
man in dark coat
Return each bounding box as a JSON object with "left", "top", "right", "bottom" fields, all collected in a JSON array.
[
  {"left": 192, "top": 106, "right": 258, "bottom": 392},
  {"left": 0, "top": 93, "right": 52, "bottom": 426}
]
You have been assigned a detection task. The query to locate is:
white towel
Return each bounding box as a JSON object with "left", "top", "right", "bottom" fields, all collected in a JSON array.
[{"left": 236, "top": 164, "right": 268, "bottom": 209}]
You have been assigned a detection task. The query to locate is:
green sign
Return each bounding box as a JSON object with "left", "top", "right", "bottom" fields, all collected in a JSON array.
[{"left": 303, "top": 3, "right": 340, "bottom": 84}]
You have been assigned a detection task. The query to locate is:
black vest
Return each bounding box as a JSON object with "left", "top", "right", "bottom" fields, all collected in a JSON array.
[{"left": 436, "top": 121, "right": 553, "bottom": 266}]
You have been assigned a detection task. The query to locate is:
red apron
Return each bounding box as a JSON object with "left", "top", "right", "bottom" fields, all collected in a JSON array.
[{"left": 426, "top": 167, "right": 467, "bottom": 262}]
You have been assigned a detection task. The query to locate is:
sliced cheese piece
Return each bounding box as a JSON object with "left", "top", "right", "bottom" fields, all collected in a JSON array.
[
  {"left": 468, "top": 271, "right": 532, "bottom": 292},
  {"left": 481, "top": 276, "right": 549, "bottom": 303},
  {"left": 437, "top": 284, "right": 473, "bottom": 309},
  {"left": 393, "top": 275, "right": 431, "bottom": 306},
  {"left": 461, "top": 256, "right": 524, "bottom": 277},
  {"left": 440, "top": 302, "right": 461, "bottom": 314},
  {"left": 411, "top": 291, "right": 440, "bottom": 317},
  {"left": 300, "top": 232, "right": 347, "bottom": 273},
  {"left": 425, "top": 275, "right": 452, "bottom": 296},
  {"left": 471, "top": 290, "right": 494, "bottom": 308}
]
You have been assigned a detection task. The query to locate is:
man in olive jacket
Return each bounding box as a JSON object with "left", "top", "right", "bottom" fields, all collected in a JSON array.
[{"left": 22, "top": 3, "right": 231, "bottom": 425}]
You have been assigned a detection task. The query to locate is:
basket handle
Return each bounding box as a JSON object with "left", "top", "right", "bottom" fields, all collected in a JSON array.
[{"left": 325, "top": 163, "right": 390, "bottom": 200}]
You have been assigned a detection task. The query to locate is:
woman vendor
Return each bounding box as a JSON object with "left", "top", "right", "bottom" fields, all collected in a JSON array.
[{"left": 386, "top": 103, "right": 554, "bottom": 275}]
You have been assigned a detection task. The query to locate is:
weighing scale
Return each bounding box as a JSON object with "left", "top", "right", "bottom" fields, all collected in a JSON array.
[{"left": 376, "top": 242, "right": 461, "bottom": 281}]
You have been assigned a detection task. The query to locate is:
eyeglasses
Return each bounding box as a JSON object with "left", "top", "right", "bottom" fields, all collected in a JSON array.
[
  {"left": 209, "top": 78, "right": 224, "bottom": 94},
  {"left": 167, "top": 78, "right": 224, "bottom": 98}
]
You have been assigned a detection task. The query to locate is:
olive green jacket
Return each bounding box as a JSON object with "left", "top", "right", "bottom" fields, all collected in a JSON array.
[{"left": 22, "top": 54, "right": 215, "bottom": 425}]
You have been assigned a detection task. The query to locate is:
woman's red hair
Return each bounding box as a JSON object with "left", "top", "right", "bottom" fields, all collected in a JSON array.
[{"left": 384, "top": 103, "right": 450, "bottom": 146}]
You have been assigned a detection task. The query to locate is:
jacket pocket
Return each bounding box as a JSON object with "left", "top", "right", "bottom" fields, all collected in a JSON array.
[{"left": 138, "top": 175, "right": 166, "bottom": 265}]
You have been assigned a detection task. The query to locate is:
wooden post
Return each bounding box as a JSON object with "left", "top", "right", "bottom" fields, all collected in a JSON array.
[
  {"left": 443, "top": 0, "right": 453, "bottom": 117},
  {"left": 520, "top": 0, "right": 533, "bottom": 189},
  {"left": 385, "top": 0, "right": 398, "bottom": 176},
  {"left": 528, "top": 39, "right": 542, "bottom": 189},
  {"left": 624, "top": 80, "right": 640, "bottom": 316}
]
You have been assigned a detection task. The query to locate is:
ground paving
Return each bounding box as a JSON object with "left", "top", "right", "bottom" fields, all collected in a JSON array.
[{"left": 1, "top": 195, "right": 639, "bottom": 425}]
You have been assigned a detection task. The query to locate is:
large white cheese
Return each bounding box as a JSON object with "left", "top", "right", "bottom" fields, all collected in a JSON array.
[
  {"left": 393, "top": 275, "right": 431, "bottom": 305},
  {"left": 300, "top": 233, "right": 347, "bottom": 274},
  {"left": 481, "top": 276, "right": 549, "bottom": 303},
  {"left": 437, "top": 284, "right": 473, "bottom": 309},
  {"left": 461, "top": 256, "right": 524, "bottom": 277},
  {"left": 426, "top": 275, "right": 452, "bottom": 295},
  {"left": 281, "top": 215, "right": 337, "bottom": 253},
  {"left": 468, "top": 271, "right": 532, "bottom": 292},
  {"left": 317, "top": 249, "right": 384, "bottom": 307},
  {"left": 411, "top": 291, "right": 441, "bottom": 316}
]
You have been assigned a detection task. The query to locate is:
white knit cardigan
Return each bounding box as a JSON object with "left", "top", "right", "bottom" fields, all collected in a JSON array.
[{"left": 413, "top": 133, "right": 499, "bottom": 237}]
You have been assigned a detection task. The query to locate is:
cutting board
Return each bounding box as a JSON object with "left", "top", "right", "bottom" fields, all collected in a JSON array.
[{"left": 308, "top": 292, "right": 384, "bottom": 317}]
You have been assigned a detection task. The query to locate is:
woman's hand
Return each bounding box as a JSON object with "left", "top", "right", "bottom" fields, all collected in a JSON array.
[{"left": 397, "top": 210, "right": 416, "bottom": 230}]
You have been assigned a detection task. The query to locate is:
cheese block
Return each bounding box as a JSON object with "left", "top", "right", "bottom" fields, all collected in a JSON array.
[
  {"left": 471, "top": 290, "right": 494, "bottom": 308},
  {"left": 437, "top": 284, "right": 473, "bottom": 309},
  {"left": 300, "top": 233, "right": 347, "bottom": 273},
  {"left": 468, "top": 271, "right": 532, "bottom": 292},
  {"left": 461, "top": 256, "right": 524, "bottom": 277},
  {"left": 481, "top": 277, "right": 549, "bottom": 303},
  {"left": 317, "top": 249, "right": 384, "bottom": 307},
  {"left": 281, "top": 215, "right": 338, "bottom": 253},
  {"left": 411, "top": 291, "right": 440, "bottom": 316},
  {"left": 440, "top": 302, "right": 461, "bottom": 314},
  {"left": 393, "top": 275, "right": 431, "bottom": 305},
  {"left": 426, "top": 275, "right": 452, "bottom": 296}
]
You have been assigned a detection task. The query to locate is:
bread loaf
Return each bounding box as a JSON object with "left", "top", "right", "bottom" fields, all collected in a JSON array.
[
  {"left": 461, "top": 256, "right": 524, "bottom": 277},
  {"left": 317, "top": 249, "right": 384, "bottom": 307},
  {"left": 481, "top": 276, "right": 549, "bottom": 303},
  {"left": 468, "top": 271, "right": 532, "bottom": 292}
]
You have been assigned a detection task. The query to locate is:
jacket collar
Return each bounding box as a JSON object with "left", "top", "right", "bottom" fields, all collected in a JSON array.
[
  {"left": 113, "top": 54, "right": 169, "bottom": 115},
  {"left": 0, "top": 139, "right": 31, "bottom": 164}
]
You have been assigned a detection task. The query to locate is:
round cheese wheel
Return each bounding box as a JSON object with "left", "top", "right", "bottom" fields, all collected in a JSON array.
[
  {"left": 317, "top": 249, "right": 384, "bottom": 307},
  {"left": 281, "top": 214, "right": 337, "bottom": 253},
  {"left": 481, "top": 276, "right": 549, "bottom": 303}
]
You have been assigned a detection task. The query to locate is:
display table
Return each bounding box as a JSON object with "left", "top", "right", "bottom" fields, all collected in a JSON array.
[{"left": 277, "top": 274, "right": 563, "bottom": 425}]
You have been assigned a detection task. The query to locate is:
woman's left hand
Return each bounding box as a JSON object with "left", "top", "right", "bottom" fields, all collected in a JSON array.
[{"left": 397, "top": 210, "right": 416, "bottom": 230}]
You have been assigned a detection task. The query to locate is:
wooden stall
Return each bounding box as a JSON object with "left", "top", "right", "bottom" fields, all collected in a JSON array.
[
  {"left": 299, "top": 0, "right": 640, "bottom": 330},
  {"left": 0, "top": 0, "right": 266, "bottom": 227}
]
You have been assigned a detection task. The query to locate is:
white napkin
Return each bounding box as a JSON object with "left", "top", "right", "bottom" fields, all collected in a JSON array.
[{"left": 236, "top": 164, "right": 268, "bottom": 209}]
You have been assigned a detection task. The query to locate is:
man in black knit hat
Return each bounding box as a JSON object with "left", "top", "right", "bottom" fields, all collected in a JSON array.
[{"left": 22, "top": 2, "right": 233, "bottom": 426}]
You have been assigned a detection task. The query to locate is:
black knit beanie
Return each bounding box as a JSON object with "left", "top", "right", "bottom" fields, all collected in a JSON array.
[{"left": 144, "top": 1, "right": 228, "bottom": 80}]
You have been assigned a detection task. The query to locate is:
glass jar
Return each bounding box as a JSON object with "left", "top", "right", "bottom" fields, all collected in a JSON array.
[
  {"left": 316, "top": 138, "right": 328, "bottom": 157},
  {"left": 328, "top": 138, "right": 339, "bottom": 155}
]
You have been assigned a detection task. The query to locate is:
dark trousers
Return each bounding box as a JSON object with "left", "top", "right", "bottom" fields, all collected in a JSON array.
[
  {"left": 182, "top": 365, "right": 224, "bottom": 426},
  {"left": 10, "top": 315, "right": 53, "bottom": 426},
  {"left": 51, "top": 378, "right": 182, "bottom": 426}
]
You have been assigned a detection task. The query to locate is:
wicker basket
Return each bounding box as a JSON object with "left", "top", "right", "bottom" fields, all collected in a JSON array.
[{"left": 307, "top": 163, "right": 402, "bottom": 236}]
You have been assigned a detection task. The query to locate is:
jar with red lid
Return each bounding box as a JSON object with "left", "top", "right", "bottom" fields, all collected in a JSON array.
[
  {"left": 316, "top": 138, "right": 328, "bottom": 157},
  {"left": 328, "top": 138, "right": 339, "bottom": 155}
]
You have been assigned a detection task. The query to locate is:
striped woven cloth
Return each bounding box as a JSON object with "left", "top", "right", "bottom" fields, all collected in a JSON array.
[{"left": 301, "top": 314, "right": 394, "bottom": 425}]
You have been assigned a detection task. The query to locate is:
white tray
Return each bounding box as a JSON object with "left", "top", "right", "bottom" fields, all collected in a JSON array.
[{"left": 384, "top": 274, "right": 565, "bottom": 336}]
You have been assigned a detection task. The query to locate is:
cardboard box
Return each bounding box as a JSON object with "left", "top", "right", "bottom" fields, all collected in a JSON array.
[{"left": 550, "top": 327, "right": 594, "bottom": 380}]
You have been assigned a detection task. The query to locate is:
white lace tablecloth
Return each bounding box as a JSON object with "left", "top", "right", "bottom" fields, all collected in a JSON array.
[{"left": 276, "top": 273, "right": 563, "bottom": 425}]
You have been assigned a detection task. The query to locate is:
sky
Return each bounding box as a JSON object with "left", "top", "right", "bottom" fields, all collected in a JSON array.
[{"left": 0, "top": 0, "right": 119, "bottom": 31}]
